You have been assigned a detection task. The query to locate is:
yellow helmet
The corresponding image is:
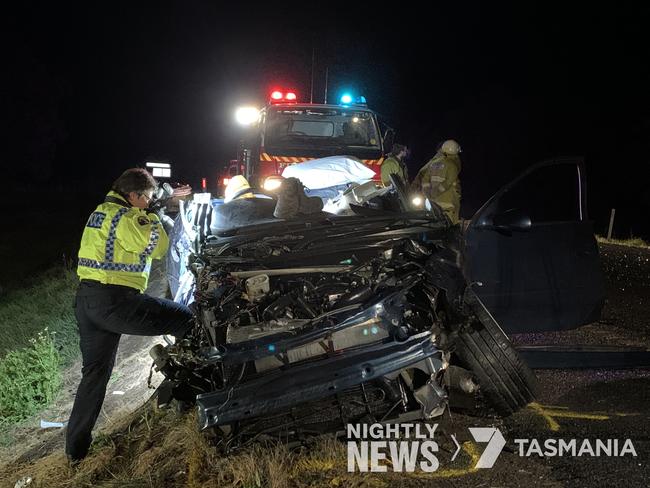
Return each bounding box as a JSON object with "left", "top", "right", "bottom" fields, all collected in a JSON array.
[
  {"left": 224, "top": 175, "right": 253, "bottom": 203},
  {"left": 441, "top": 139, "right": 461, "bottom": 156}
]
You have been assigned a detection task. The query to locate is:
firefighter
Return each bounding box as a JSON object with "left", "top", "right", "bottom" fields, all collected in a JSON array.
[
  {"left": 380, "top": 144, "right": 409, "bottom": 187},
  {"left": 411, "top": 139, "right": 462, "bottom": 223},
  {"left": 224, "top": 174, "right": 254, "bottom": 203},
  {"left": 214, "top": 175, "right": 276, "bottom": 229},
  {"left": 66, "top": 168, "right": 193, "bottom": 463}
]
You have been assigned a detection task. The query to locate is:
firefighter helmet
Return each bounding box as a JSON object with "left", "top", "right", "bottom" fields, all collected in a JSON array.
[
  {"left": 441, "top": 139, "right": 461, "bottom": 156},
  {"left": 224, "top": 175, "right": 254, "bottom": 203}
]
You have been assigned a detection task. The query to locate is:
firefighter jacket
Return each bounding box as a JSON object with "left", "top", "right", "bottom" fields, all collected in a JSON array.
[
  {"left": 380, "top": 156, "right": 409, "bottom": 187},
  {"left": 77, "top": 191, "right": 169, "bottom": 292},
  {"left": 411, "top": 151, "right": 462, "bottom": 223}
]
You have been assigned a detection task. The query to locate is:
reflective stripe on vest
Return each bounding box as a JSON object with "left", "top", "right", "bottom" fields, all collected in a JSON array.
[
  {"left": 105, "top": 208, "right": 129, "bottom": 262},
  {"left": 79, "top": 207, "right": 160, "bottom": 274},
  {"left": 77, "top": 258, "right": 151, "bottom": 273}
]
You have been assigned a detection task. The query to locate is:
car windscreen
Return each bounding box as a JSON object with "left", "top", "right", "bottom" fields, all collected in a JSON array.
[{"left": 264, "top": 108, "right": 381, "bottom": 150}]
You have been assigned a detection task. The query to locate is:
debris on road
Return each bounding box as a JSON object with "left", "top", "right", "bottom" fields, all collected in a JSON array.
[
  {"left": 39, "top": 420, "right": 67, "bottom": 429},
  {"left": 14, "top": 476, "right": 32, "bottom": 488}
]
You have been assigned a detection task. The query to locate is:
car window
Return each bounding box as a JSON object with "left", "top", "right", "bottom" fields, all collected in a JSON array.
[{"left": 494, "top": 164, "right": 581, "bottom": 223}]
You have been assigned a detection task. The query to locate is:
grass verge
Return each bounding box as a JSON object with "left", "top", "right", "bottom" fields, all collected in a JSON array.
[
  {"left": 596, "top": 235, "right": 649, "bottom": 249},
  {"left": 0, "top": 267, "right": 79, "bottom": 426},
  {"left": 0, "top": 266, "right": 79, "bottom": 362},
  {"left": 0, "top": 331, "right": 61, "bottom": 427}
]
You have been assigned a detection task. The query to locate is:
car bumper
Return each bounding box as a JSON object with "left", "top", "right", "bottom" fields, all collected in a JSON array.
[{"left": 196, "top": 332, "right": 441, "bottom": 429}]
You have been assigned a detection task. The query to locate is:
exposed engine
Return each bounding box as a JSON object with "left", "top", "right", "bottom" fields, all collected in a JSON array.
[
  {"left": 153, "top": 236, "right": 452, "bottom": 416},
  {"left": 196, "top": 250, "right": 444, "bottom": 364}
]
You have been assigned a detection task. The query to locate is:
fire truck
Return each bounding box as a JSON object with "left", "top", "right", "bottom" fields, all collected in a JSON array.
[{"left": 226, "top": 90, "right": 395, "bottom": 193}]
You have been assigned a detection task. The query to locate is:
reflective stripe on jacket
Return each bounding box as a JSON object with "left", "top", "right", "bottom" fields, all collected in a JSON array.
[{"left": 77, "top": 191, "right": 169, "bottom": 292}]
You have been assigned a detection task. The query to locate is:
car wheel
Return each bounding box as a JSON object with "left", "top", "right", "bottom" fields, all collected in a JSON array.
[{"left": 454, "top": 301, "right": 538, "bottom": 416}]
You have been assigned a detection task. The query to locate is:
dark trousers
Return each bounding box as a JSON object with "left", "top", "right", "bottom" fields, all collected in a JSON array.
[{"left": 65, "top": 280, "right": 193, "bottom": 461}]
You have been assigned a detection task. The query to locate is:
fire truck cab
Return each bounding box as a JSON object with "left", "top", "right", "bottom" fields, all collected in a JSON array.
[{"left": 236, "top": 91, "right": 394, "bottom": 192}]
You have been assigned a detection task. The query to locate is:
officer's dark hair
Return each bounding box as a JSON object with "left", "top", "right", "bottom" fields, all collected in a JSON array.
[
  {"left": 389, "top": 144, "right": 407, "bottom": 158},
  {"left": 111, "top": 168, "right": 158, "bottom": 196}
]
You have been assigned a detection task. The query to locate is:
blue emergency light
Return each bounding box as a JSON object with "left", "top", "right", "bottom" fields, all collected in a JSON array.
[{"left": 339, "top": 93, "right": 367, "bottom": 106}]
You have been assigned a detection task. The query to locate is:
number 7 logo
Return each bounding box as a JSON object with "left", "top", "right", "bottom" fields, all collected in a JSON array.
[{"left": 468, "top": 427, "right": 506, "bottom": 468}]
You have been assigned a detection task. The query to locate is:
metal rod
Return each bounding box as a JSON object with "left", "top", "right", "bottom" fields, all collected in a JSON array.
[
  {"left": 230, "top": 266, "right": 352, "bottom": 278},
  {"left": 310, "top": 46, "right": 315, "bottom": 104},
  {"left": 324, "top": 66, "right": 328, "bottom": 104},
  {"left": 607, "top": 208, "right": 616, "bottom": 239}
]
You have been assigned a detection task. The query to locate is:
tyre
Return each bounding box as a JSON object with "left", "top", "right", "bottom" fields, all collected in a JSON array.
[{"left": 454, "top": 294, "right": 539, "bottom": 416}]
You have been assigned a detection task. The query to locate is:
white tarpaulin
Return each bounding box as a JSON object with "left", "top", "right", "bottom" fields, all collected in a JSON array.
[{"left": 281, "top": 156, "right": 376, "bottom": 189}]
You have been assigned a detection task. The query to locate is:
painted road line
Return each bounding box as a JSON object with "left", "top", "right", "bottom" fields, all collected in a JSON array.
[{"left": 528, "top": 402, "right": 639, "bottom": 432}]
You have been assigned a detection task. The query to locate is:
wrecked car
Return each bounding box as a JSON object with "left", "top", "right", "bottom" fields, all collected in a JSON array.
[{"left": 154, "top": 157, "right": 603, "bottom": 446}]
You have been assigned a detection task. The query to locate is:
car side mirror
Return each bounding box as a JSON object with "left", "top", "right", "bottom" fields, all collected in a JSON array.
[
  {"left": 493, "top": 208, "right": 532, "bottom": 234},
  {"left": 479, "top": 209, "right": 532, "bottom": 235}
]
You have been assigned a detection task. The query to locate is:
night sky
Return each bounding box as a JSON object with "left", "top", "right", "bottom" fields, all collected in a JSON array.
[{"left": 4, "top": 3, "right": 650, "bottom": 238}]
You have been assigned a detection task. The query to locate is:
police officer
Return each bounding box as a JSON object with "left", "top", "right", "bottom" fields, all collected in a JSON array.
[
  {"left": 411, "top": 140, "right": 462, "bottom": 224},
  {"left": 66, "top": 168, "right": 193, "bottom": 462},
  {"left": 380, "top": 144, "right": 409, "bottom": 187}
]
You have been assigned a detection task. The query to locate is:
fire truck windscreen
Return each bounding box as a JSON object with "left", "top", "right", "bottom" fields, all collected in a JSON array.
[{"left": 264, "top": 108, "right": 381, "bottom": 150}]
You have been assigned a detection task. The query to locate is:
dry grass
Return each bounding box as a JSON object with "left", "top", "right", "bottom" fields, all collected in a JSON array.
[
  {"left": 0, "top": 404, "right": 189, "bottom": 488},
  {"left": 0, "top": 403, "right": 432, "bottom": 488},
  {"left": 596, "top": 235, "right": 649, "bottom": 249},
  {"left": 0, "top": 414, "right": 491, "bottom": 487}
]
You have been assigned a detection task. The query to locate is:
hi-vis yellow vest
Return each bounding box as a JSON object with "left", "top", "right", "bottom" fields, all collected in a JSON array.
[{"left": 77, "top": 191, "right": 169, "bottom": 292}]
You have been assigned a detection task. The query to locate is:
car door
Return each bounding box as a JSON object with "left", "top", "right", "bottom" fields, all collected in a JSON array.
[{"left": 463, "top": 158, "right": 605, "bottom": 333}]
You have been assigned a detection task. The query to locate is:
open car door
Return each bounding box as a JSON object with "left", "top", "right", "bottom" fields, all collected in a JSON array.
[{"left": 463, "top": 158, "right": 605, "bottom": 333}]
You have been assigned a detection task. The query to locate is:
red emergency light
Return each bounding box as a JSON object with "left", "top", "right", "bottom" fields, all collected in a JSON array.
[
  {"left": 201, "top": 177, "right": 207, "bottom": 191},
  {"left": 269, "top": 90, "right": 298, "bottom": 103}
]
